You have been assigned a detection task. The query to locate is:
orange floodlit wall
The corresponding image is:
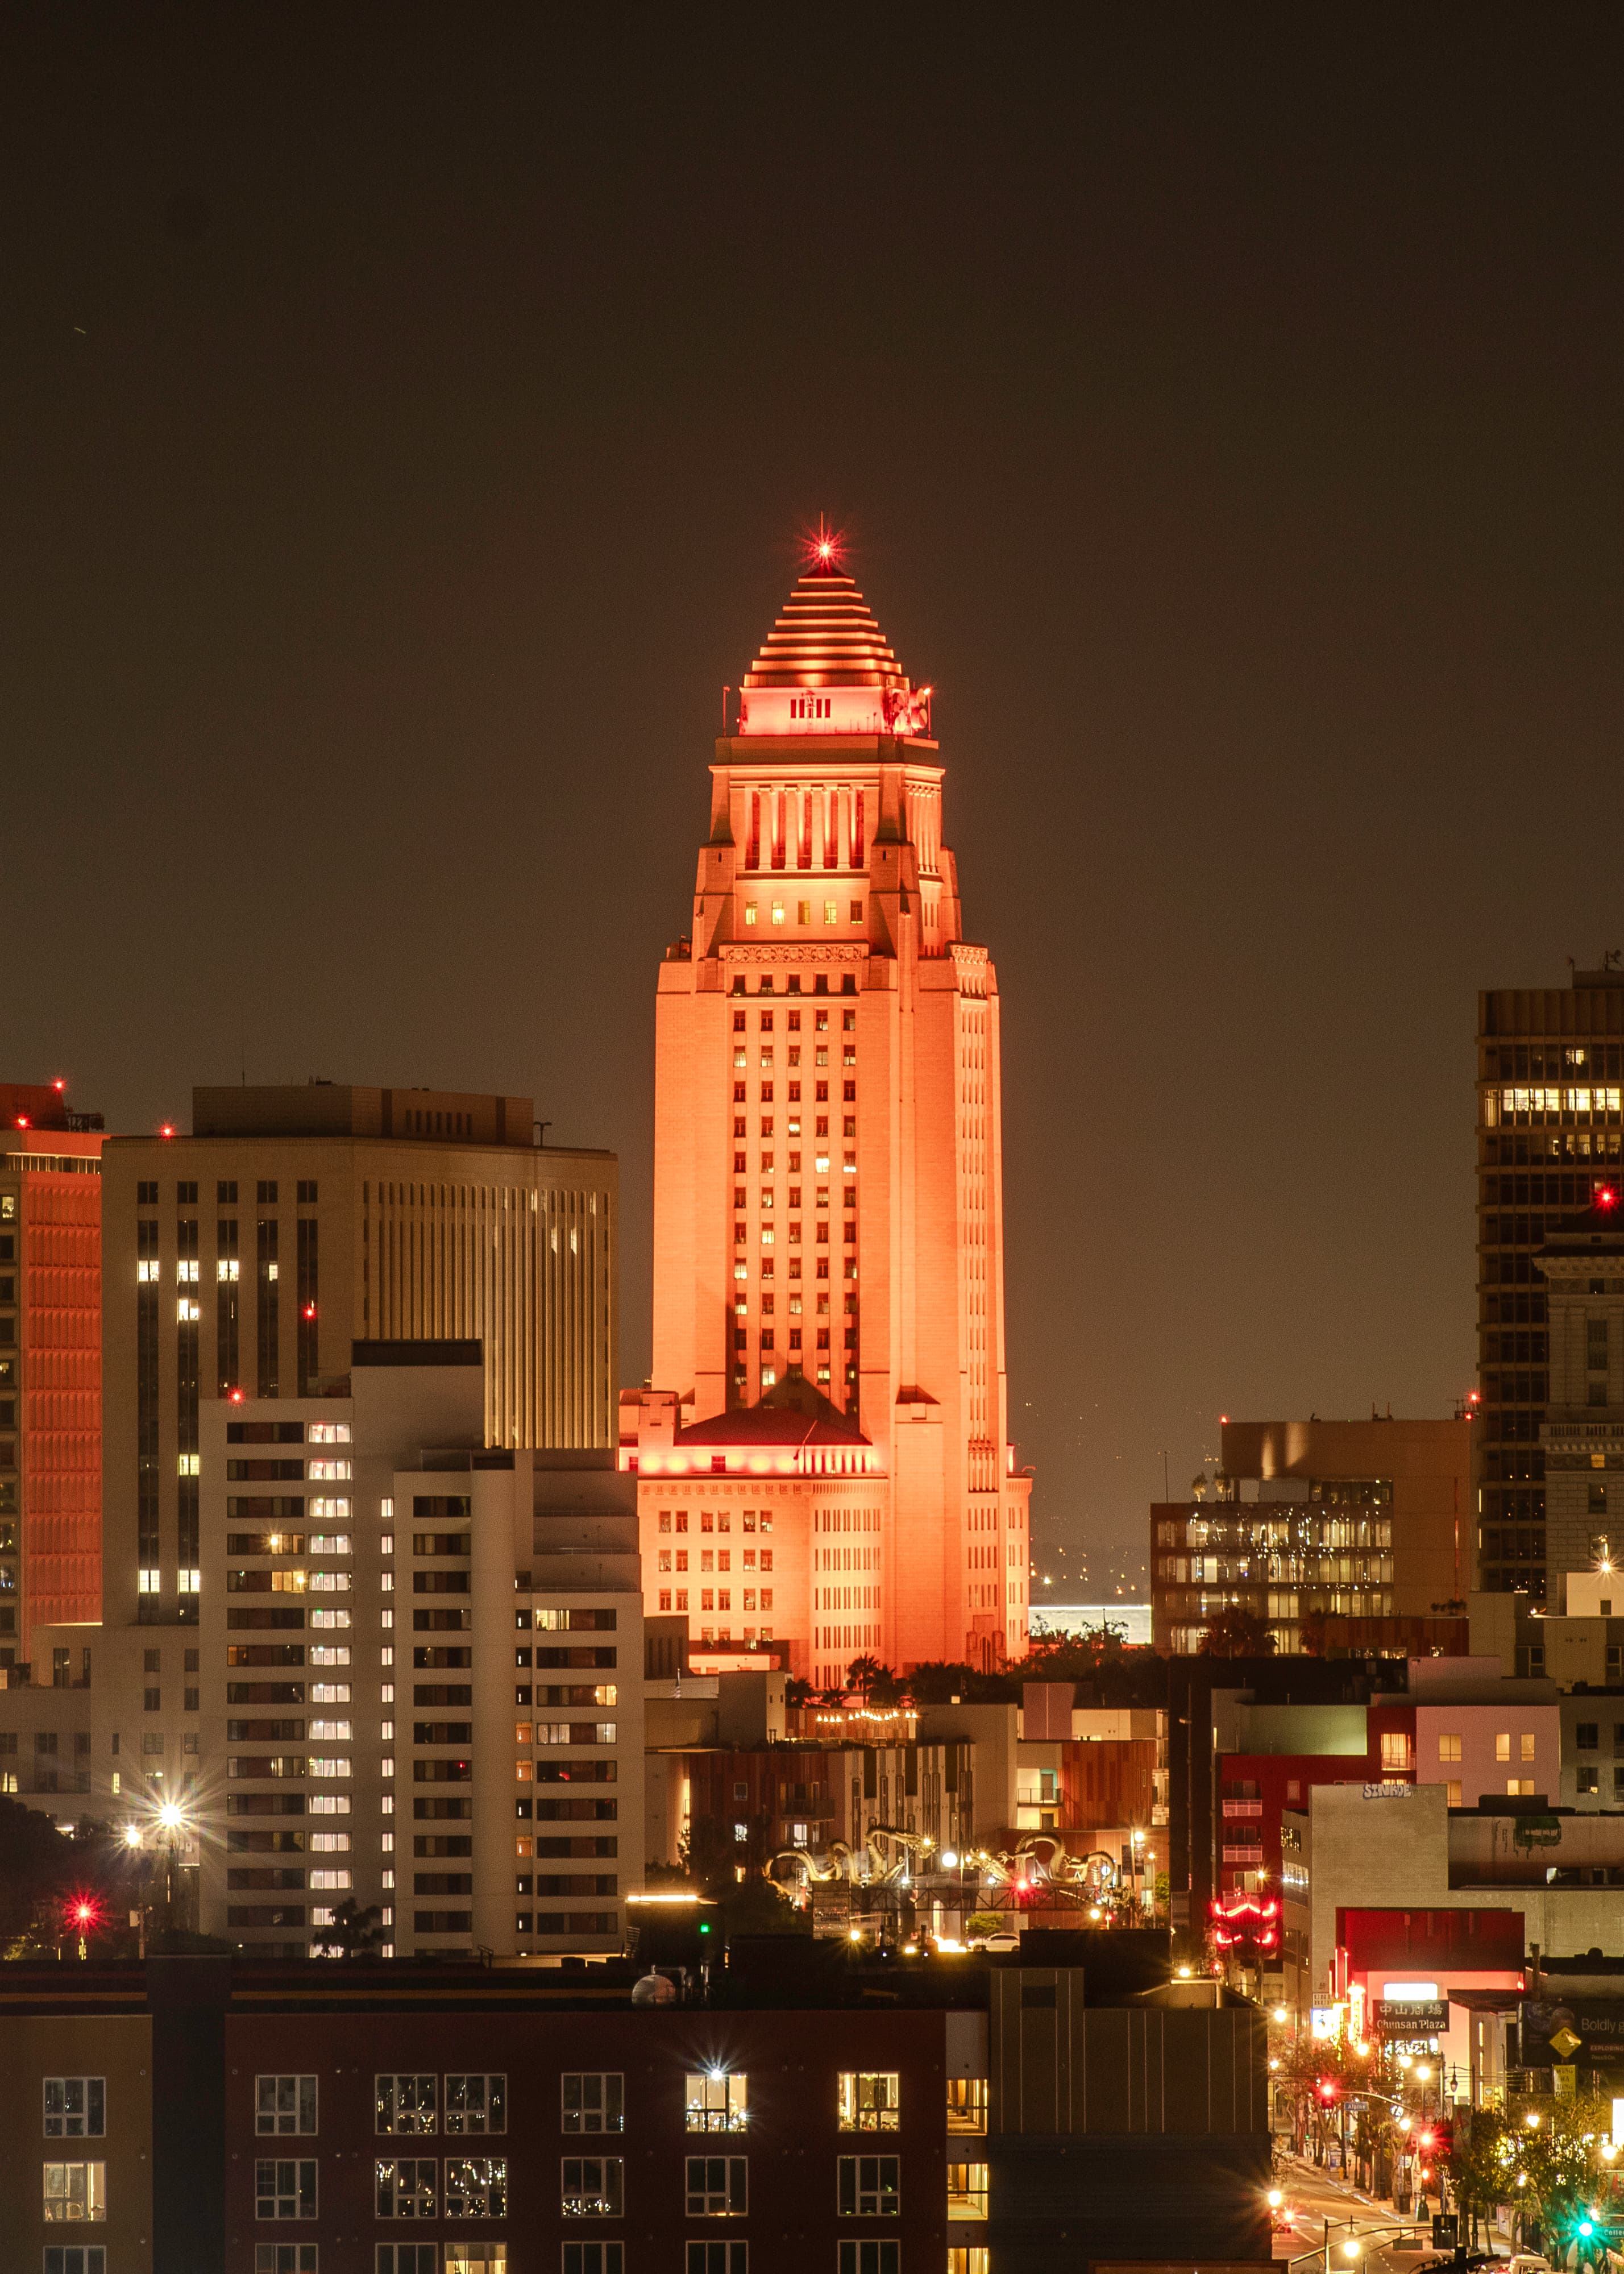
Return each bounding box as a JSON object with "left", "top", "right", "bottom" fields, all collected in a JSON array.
[{"left": 636, "top": 547, "right": 1033, "bottom": 1680}]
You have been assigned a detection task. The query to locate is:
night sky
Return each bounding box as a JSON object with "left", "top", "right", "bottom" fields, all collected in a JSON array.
[{"left": 7, "top": 11, "right": 1624, "bottom": 1588}]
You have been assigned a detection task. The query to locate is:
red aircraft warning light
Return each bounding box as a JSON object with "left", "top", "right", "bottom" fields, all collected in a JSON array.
[
  {"left": 159, "top": 1123, "right": 176, "bottom": 1139},
  {"left": 1598, "top": 1186, "right": 1619, "bottom": 1211}
]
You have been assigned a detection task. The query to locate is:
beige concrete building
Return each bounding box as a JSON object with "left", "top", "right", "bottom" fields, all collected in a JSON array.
[
  {"left": 1152, "top": 1416, "right": 1472, "bottom": 1654},
  {"left": 95, "top": 1082, "right": 615, "bottom": 1637}
]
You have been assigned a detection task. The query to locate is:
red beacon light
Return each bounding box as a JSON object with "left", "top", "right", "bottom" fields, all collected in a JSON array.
[
  {"left": 1598, "top": 1186, "right": 1619, "bottom": 1212},
  {"left": 159, "top": 1123, "right": 176, "bottom": 1139},
  {"left": 302, "top": 1304, "right": 317, "bottom": 1320},
  {"left": 51, "top": 1078, "right": 66, "bottom": 1093},
  {"left": 229, "top": 1388, "right": 245, "bottom": 1405}
]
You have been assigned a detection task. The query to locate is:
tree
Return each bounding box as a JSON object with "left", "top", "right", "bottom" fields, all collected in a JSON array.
[
  {"left": 0, "top": 1804, "right": 136, "bottom": 1955},
  {"left": 844, "top": 1655, "right": 891, "bottom": 1702},
  {"left": 1197, "top": 1607, "right": 1276, "bottom": 1658},
  {"left": 784, "top": 1676, "right": 815, "bottom": 1709},
  {"left": 1447, "top": 2097, "right": 1615, "bottom": 2251},
  {"left": 309, "top": 1897, "right": 383, "bottom": 1960}
]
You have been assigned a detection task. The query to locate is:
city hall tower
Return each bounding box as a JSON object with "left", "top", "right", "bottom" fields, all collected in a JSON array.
[{"left": 623, "top": 539, "right": 1031, "bottom": 1681}]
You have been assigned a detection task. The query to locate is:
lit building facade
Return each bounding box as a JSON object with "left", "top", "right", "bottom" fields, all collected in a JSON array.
[
  {"left": 1151, "top": 1417, "right": 1471, "bottom": 1655},
  {"left": 1477, "top": 967, "right": 1624, "bottom": 1600},
  {"left": 626, "top": 549, "right": 1031, "bottom": 1681},
  {"left": 0, "top": 1081, "right": 106, "bottom": 1656}
]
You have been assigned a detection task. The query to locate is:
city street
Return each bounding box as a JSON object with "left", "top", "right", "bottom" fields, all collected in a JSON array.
[{"left": 1273, "top": 2154, "right": 1460, "bottom": 2272}]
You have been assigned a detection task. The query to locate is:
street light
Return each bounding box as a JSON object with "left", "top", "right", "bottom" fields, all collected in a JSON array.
[
  {"left": 1343, "top": 2241, "right": 1362, "bottom": 2260},
  {"left": 1268, "top": 2190, "right": 1284, "bottom": 2210}
]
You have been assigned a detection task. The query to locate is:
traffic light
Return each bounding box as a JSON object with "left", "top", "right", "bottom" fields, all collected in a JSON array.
[{"left": 1317, "top": 2077, "right": 1339, "bottom": 2104}]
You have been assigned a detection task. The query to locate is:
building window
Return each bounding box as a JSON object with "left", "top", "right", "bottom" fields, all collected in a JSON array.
[
  {"left": 1437, "top": 1734, "right": 1462, "bottom": 1764},
  {"left": 1507, "top": 1778, "right": 1535, "bottom": 1797},
  {"left": 257, "top": 2076, "right": 318, "bottom": 2135},
  {"left": 686, "top": 2247, "right": 746, "bottom": 2273},
  {"left": 43, "top": 2080, "right": 105, "bottom": 2138},
  {"left": 445, "top": 2156, "right": 507, "bottom": 2217},
  {"left": 1378, "top": 1731, "right": 1412, "bottom": 1774},
  {"left": 686, "top": 2072, "right": 749, "bottom": 2131},
  {"left": 564, "top": 2248, "right": 622, "bottom": 2274},
  {"left": 562, "top": 2156, "right": 624, "bottom": 2216},
  {"left": 1446, "top": 1781, "right": 1463, "bottom": 1807},
  {"left": 445, "top": 2249, "right": 510, "bottom": 2274},
  {"left": 43, "top": 2163, "right": 106, "bottom": 2222},
  {"left": 946, "top": 2161, "right": 990, "bottom": 2219},
  {"left": 1577, "top": 1723, "right": 1600, "bottom": 1750},
  {"left": 1521, "top": 1733, "right": 1536, "bottom": 1761},
  {"left": 838, "top": 2247, "right": 899, "bottom": 2274},
  {"left": 257, "top": 2249, "right": 318, "bottom": 2274},
  {"left": 945, "top": 2078, "right": 987, "bottom": 2134},
  {"left": 561, "top": 2072, "right": 623, "bottom": 2136},
  {"left": 1578, "top": 1767, "right": 1601, "bottom": 1794},
  {"left": 447, "top": 2074, "right": 506, "bottom": 2134},
  {"left": 837, "top": 2073, "right": 899, "bottom": 2131},
  {"left": 255, "top": 2159, "right": 317, "bottom": 2219},
  {"left": 375, "top": 2159, "right": 436, "bottom": 2218},
  {"left": 376, "top": 2076, "right": 438, "bottom": 2134},
  {"left": 46, "top": 2252, "right": 108, "bottom": 2274},
  {"left": 1495, "top": 1733, "right": 1511, "bottom": 1761},
  {"left": 686, "top": 2156, "right": 746, "bottom": 2215},
  {"left": 946, "top": 2253, "right": 990, "bottom": 2274},
  {"left": 837, "top": 2156, "right": 899, "bottom": 2215}
]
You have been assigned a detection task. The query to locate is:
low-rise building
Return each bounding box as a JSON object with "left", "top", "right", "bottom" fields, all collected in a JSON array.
[{"left": 0, "top": 1941, "right": 1271, "bottom": 2273}]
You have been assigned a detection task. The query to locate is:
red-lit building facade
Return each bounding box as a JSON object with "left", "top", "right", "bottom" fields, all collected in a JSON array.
[
  {"left": 0, "top": 1081, "right": 105, "bottom": 1657},
  {"left": 625, "top": 547, "right": 1032, "bottom": 1683}
]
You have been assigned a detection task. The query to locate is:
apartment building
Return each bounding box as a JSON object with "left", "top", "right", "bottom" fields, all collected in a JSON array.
[{"left": 0, "top": 1945, "right": 1270, "bottom": 2274}]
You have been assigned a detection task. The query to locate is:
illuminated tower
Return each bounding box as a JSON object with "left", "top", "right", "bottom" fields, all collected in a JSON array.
[{"left": 626, "top": 538, "right": 1032, "bottom": 1680}]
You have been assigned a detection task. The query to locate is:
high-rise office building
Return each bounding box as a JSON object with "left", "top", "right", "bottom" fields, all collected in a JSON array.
[
  {"left": 1477, "top": 969, "right": 1624, "bottom": 1601},
  {"left": 97, "top": 1083, "right": 616, "bottom": 1636},
  {"left": 624, "top": 545, "right": 1032, "bottom": 1678},
  {"left": 0, "top": 1080, "right": 106, "bottom": 1657}
]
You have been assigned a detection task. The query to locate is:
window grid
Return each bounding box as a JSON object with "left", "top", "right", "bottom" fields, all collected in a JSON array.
[
  {"left": 377, "top": 2074, "right": 439, "bottom": 2135},
  {"left": 256, "top": 2074, "right": 318, "bottom": 2135},
  {"left": 255, "top": 2159, "right": 317, "bottom": 2220},
  {"left": 837, "top": 2073, "right": 898, "bottom": 2131},
  {"left": 44, "top": 2078, "right": 106, "bottom": 2139},
  {"left": 561, "top": 2073, "right": 624, "bottom": 2134},
  {"left": 562, "top": 2156, "right": 624, "bottom": 2217},
  {"left": 376, "top": 2159, "right": 437, "bottom": 2218},
  {"left": 686, "top": 2071, "right": 749, "bottom": 2131},
  {"left": 43, "top": 2163, "right": 106, "bottom": 2224},
  {"left": 685, "top": 2156, "right": 747, "bottom": 2216}
]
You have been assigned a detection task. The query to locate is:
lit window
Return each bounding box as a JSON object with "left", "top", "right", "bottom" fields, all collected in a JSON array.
[
  {"left": 1521, "top": 1733, "right": 1536, "bottom": 1761},
  {"left": 255, "top": 2159, "right": 317, "bottom": 2219},
  {"left": 138, "top": 1569, "right": 160, "bottom": 1595},
  {"left": 686, "top": 2072, "right": 749, "bottom": 2131},
  {"left": 307, "top": 1422, "right": 351, "bottom": 1443},
  {"left": 562, "top": 2073, "right": 624, "bottom": 2134},
  {"left": 1494, "top": 1733, "right": 1511, "bottom": 1762},
  {"left": 825, "top": 900, "right": 838, "bottom": 923},
  {"left": 837, "top": 2073, "right": 898, "bottom": 2131},
  {"left": 946, "top": 2252, "right": 990, "bottom": 2274},
  {"left": 1446, "top": 1781, "right": 1463, "bottom": 1807},
  {"left": 1437, "top": 1733, "right": 1461, "bottom": 1763},
  {"left": 771, "top": 903, "right": 784, "bottom": 926},
  {"left": 946, "top": 2163, "right": 989, "bottom": 2219},
  {"left": 798, "top": 901, "right": 811, "bottom": 923},
  {"left": 838, "top": 2155, "right": 899, "bottom": 2215},
  {"left": 138, "top": 1259, "right": 160, "bottom": 1283},
  {"left": 44, "top": 2163, "right": 106, "bottom": 2222},
  {"left": 945, "top": 2078, "right": 987, "bottom": 2134},
  {"left": 744, "top": 903, "right": 757, "bottom": 927},
  {"left": 256, "top": 2076, "right": 317, "bottom": 2135}
]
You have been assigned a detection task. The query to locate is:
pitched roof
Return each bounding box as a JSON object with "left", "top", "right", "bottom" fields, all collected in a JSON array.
[
  {"left": 741, "top": 558, "right": 912, "bottom": 693},
  {"left": 676, "top": 1373, "right": 871, "bottom": 1449}
]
